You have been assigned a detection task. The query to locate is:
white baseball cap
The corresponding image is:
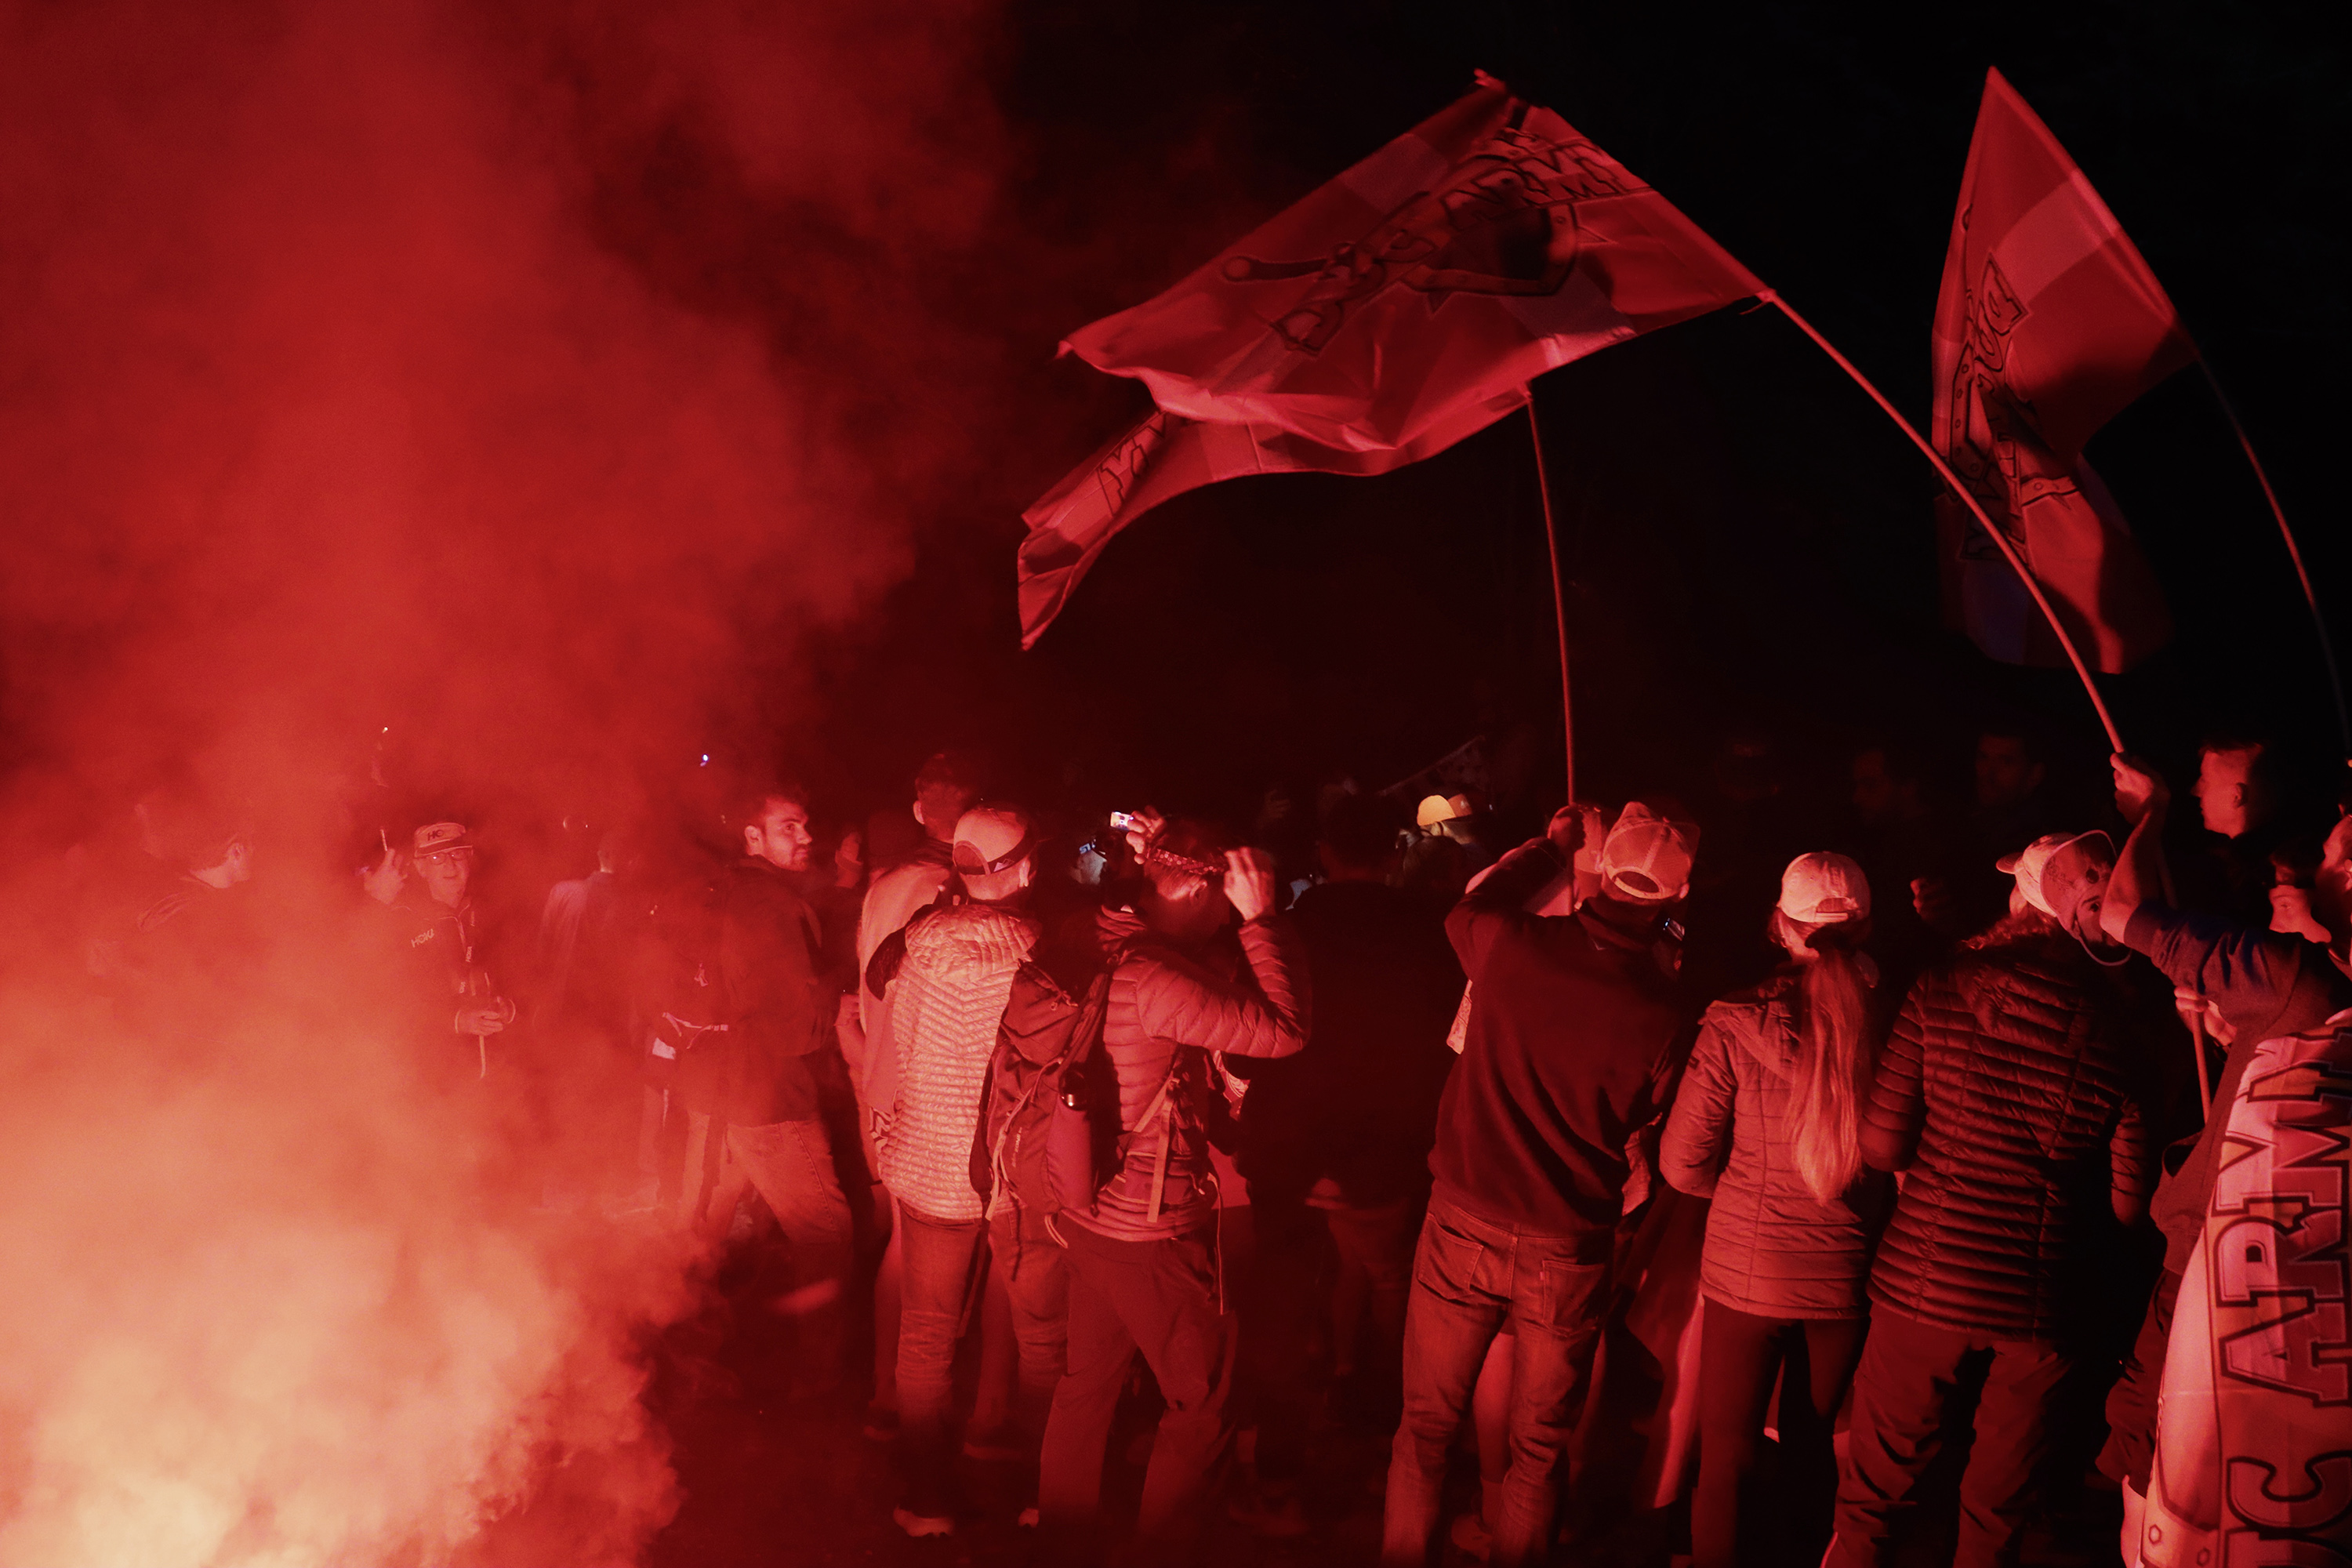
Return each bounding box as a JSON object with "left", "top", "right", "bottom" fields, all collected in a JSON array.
[
  {"left": 1997, "top": 832, "right": 2114, "bottom": 921},
  {"left": 1779, "top": 852, "right": 1870, "bottom": 925}
]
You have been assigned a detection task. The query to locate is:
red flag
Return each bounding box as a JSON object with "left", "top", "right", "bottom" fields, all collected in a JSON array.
[
  {"left": 1020, "top": 75, "right": 1761, "bottom": 644},
  {"left": 1018, "top": 388, "right": 1523, "bottom": 649},
  {"left": 1065, "top": 77, "right": 1760, "bottom": 453},
  {"left": 1933, "top": 69, "right": 2191, "bottom": 673}
]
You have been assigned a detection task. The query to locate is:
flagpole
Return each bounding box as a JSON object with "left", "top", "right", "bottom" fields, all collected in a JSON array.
[
  {"left": 2196, "top": 359, "right": 2350, "bottom": 761},
  {"left": 1757, "top": 289, "right": 2127, "bottom": 754},
  {"left": 1526, "top": 398, "right": 1574, "bottom": 802}
]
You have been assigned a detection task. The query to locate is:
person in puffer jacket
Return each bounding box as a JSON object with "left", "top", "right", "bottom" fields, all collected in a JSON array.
[
  {"left": 1828, "top": 832, "right": 2154, "bottom": 1568},
  {"left": 1662, "top": 852, "right": 1894, "bottom": 1568},
  {"left": 1036, "top": 813, "right": 1308, "bottom": 1563},
  {"left": 862, "top": 804, "right": 1046, "bottom": 1537}
]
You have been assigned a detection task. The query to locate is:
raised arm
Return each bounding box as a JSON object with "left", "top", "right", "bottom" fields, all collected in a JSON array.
[
  {"left": 2103, "top": 753, "right": 2172, "bottom": 946},
  {"left": 1446, "top": 806, "right": 1583, "bottom": 975}
]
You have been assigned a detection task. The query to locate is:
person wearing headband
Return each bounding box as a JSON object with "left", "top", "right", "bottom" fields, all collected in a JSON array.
[
  {"left": 1663, "top": 853, "right": 1890, "bottom": 1568},
  {"left": 860, "top": 804, "right": 1051, "bottom": 1537}
]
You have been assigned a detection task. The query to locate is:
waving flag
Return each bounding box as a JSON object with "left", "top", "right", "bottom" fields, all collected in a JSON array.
[
  {"left": 1017, "top": 390, "right": 1523, "bottom": 648},
  {"left": 1019, "top": 74, "right": 1762, "bottom": 644},
  {"left": 1933, "top": 69, "right": 2191, "bottom": 673}
]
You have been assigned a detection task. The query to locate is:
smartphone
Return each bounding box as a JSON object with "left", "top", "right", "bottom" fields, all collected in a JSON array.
[{"left": 1109, "top": 811, "right": 1139, "bottom": 832}]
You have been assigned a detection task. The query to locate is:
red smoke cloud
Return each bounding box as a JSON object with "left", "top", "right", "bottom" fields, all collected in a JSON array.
[{"left": 0, "top": 0, "right": 1011, "bottom": 1559}]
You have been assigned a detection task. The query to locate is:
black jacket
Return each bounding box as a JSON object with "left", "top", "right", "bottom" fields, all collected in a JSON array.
[
  {"left": 1432, "top": 838, "right": 1690, "bottom": 1242},
  {"left": 673, "top": 858, "right": 831, "bottom": 1124},
  {"left": 1239, "top": 878, "right": 1461, "bottom": 1208},
  {"left": 1864, "top": 926, "right": 2152, "bottom": 1338}
]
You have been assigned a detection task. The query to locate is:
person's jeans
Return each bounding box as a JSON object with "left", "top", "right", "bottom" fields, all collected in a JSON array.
[
  {"left": 1690, "top": 1300, "right": 1868, "bottom": 1568},
  {"left": 1380, "top": 1198, "right": 1612, "bottom": 1568},
  {"left": 1830, "top": 1311, "right": 2071, "bottom": 1568},
  {"left": 991, "top": 1204, "right": 1069, "bottom": 1475},
  {"left": 1038, "top": 1221, "right": 1236, "bottom": 1557},
  {"left": 895, "top": 1203, "right": 991, "bottom": 1513},
  {"left": 679, "top": 1112, "right": 856, "bottom": 1390},
  {"left": 889, "top": 1199, "right": 1071, "bottom": 1514}
]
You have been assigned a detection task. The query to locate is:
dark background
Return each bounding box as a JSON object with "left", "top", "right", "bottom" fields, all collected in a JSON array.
[{"left": 612, "top": 0, "right": 2348, "bottom": 834}]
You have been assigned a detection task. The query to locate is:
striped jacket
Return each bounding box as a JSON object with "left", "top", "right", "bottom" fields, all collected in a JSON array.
[{"left": 876, "top": 901, "right": 1038, "bottom": 1221}]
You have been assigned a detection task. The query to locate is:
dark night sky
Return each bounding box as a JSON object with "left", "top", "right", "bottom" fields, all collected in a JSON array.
[{"left": 738, "top": 0, "right": 2347, "bottom": 835}]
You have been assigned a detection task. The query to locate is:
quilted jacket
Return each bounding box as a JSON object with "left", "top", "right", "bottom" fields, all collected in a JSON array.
[
  {"left": 873, "top": 901, "right": 1037, "bottom": 1221},
  {"left": 1863, "top": 926, "right": 2153, "bottom": 1338},
  {"left": 1062, "top": 905, "right": 1310, "bottom": 1243},
  {"left": 1660, "top": 969, "right": 1893, "bottom": 1319}
]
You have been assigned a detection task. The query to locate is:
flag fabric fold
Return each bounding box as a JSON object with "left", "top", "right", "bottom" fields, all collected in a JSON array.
[
  {"left": 1933, "top": 68, "right": 2191, "bottom": 673},
  {"left": 1019, "top": 74, "right": 1763, "bottom": 646},
  {"left": 1017, "top": 389, "right": 1524, "bottom": 649}
]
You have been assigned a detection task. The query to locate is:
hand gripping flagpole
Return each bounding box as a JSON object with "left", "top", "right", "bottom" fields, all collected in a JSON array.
[
  {"left": 2196, "top": 359, "right": 2350, "bottom": 763},
  {"left": 1526, "top": 399, "right": 1574, "bottom": 801},
  {"left": 1756, "top": 289, "right": 2127, "bottom": 754}
]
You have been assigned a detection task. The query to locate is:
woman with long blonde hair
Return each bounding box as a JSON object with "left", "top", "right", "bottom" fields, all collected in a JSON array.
[{"left": 1661, "top": 852, "right": 1893, "bottom": 1568}]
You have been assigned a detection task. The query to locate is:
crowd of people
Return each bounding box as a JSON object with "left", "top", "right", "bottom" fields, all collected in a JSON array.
[{"left": 69, "top": 721, "right": 2352, "bottom": 1566}]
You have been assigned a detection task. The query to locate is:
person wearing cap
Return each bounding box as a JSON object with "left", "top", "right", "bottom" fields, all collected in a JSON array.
[
  {"left": 1382, "top": 800, "right": 1698, "bottom": 1568},
  {"left": 1399, "top": 792, "right": 1490, "bottom": 906},
  {"left": 1661, "top": 853, "right": 1893, "bottom": 1568},
  {"left": 1827, "top": 830, "right": 2152, "bottom": 1568},
  {"left": 2092, "top": 755, "right": 2352, "bottom": 1552},
  {"left": 671, "top": 780, "right": 855, "bottom": 1392},
  {"left": 388, "top": 820, "right": 514, "bottom": 1087},
  {"left": 859, "top": 804, "right": 1052, "bottom": 1536}
]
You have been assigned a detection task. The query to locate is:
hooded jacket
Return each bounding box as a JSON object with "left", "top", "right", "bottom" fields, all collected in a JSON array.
[
  {"left": 873, "top": 900, "right": 1037, "bottom": 1221},
  {"left": 1863, "top": 924, "right": 2153, "bottom": 1338},
  {"left": 1059, "top": 904, "right": 1309, "bottom": 1243},
  {"left": 1661, "top": 968, "right": 1893, "bottom": 1319}
]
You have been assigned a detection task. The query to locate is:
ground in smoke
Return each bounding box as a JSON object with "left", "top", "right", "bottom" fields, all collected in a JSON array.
[{"left": 593, "top": 1230, "right": 2124, "bottom": 1568}]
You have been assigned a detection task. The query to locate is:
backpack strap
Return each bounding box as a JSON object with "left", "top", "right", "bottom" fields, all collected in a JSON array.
[{"left": 1134, "top": 1053, "right": 1186, "bottom": 1224}]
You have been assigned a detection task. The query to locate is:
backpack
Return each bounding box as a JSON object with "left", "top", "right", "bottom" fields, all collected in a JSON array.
[
  {"left": 1037, "top": 949, "right": 1196, "bottom": 1223},
  {"left": 1040, "top": 968, "right": 1122, "bottom": 1215}
]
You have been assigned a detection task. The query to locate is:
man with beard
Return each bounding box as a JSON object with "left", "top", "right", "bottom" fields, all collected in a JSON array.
[{"left": 673, "top": 781, "right": 855, "bottom": 1394}]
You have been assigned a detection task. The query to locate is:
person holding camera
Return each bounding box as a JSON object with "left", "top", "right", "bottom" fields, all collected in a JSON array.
[{"left": 1035, "top": 812, "right": 1308, "bottom": 1564}]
